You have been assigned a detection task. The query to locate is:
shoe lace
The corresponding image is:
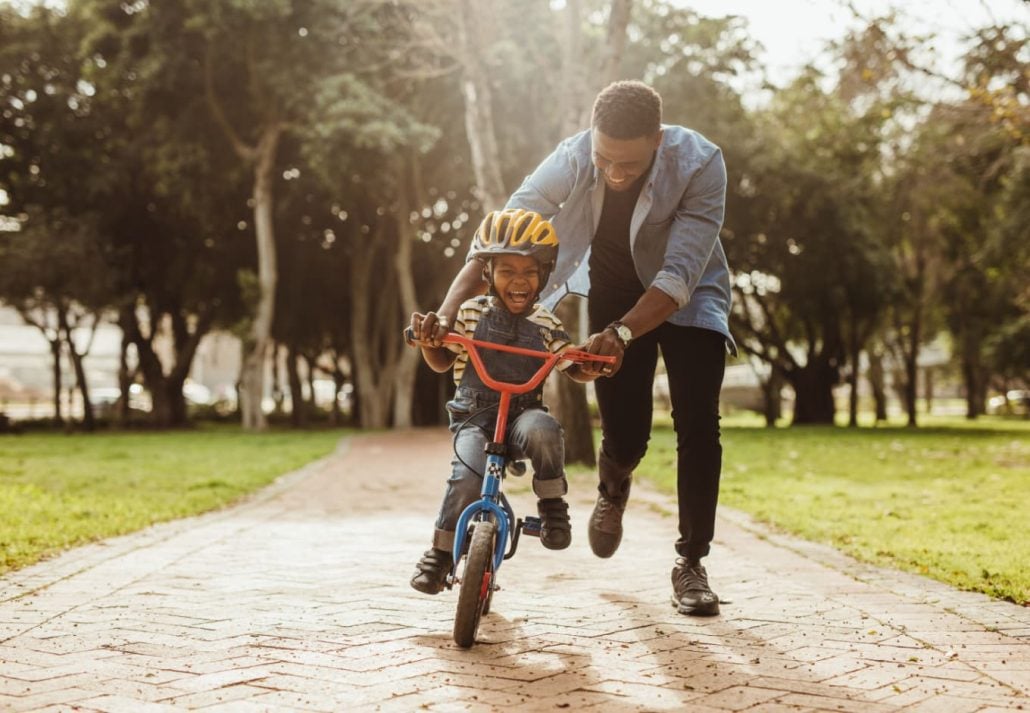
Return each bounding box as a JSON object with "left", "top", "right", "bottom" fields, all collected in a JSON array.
[
  {"left": 596, "top": 494, "right": 623, "bottom": 516},
  {"left": 676, "top": 561, "right": 709, "bottom": 591}
]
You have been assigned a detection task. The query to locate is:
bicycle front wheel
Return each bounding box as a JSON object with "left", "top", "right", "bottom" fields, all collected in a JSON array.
[{"left": 453, "top": 519, "right": 496, "bottom": 648}]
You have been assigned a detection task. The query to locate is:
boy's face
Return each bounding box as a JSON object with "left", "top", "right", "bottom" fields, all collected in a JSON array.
[{"left": 490, "top": 254, "right": 541, "bottom": 315}]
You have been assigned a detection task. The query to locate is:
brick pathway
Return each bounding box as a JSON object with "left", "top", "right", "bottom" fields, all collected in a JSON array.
[{"left": 1, "top": 429, "right": 1027, "bottom": 712}]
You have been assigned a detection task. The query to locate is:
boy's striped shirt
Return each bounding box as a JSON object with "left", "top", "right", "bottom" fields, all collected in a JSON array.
[{"left": 447, "top": 296, "right": 573, "bottom": 385}]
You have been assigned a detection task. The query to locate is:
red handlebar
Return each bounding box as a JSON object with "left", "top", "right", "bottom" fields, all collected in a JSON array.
[
  {"left": 404, "top": 327, "right": 615, "bottom": 443},
  {"left": 405, "top": 328, "right": 615, "bottom": 392},
  {"left": 431, "top": 332, "right": 615, "bottom": 395}
]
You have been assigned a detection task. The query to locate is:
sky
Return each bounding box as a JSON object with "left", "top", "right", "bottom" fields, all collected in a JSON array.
[{"left": 684, "top": 0, "right": 1028, "bottom": 85}]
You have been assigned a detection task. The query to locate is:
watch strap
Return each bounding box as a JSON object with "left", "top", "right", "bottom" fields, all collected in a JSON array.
[{"left": 606, "top": 321, "right": 633, "bottom": 348}]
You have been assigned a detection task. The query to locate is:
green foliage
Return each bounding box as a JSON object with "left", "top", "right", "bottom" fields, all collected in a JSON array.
[
  {"left": 633, "top": 419, "right": 1030, "bottom": 604},
  {"left": 1, "top": 0, "right": 1025, "bottom": 430},
  {"left": 0, "top": 428, "right": 344, "bottom": 573}
]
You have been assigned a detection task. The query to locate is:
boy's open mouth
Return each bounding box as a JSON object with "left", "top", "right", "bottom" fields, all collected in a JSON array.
[{"left": 505, "top": 289, "right": 531, "bottom": 309}]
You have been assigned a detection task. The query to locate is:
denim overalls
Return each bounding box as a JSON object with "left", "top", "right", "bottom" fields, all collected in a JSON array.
[{"left": 431, "top": 297, "right": 568, "bottom": 551}]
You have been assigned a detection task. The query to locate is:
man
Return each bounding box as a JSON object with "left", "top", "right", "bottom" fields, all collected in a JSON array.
[{"left": 423, "top": 80, "right": 733, "bottom": 616}]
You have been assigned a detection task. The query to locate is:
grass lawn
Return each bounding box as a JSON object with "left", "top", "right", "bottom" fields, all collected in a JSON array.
[
  {"left": 0, "top": 427, "right": 345, "bottom": 574},
  {"left": 632, "top": 415, "right": 1030, "bottom": 605}
]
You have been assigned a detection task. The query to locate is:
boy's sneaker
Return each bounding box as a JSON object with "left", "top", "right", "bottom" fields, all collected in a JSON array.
[
  {"left": 537, "top": 498, "right": 571, "bottom": 550},
  {"left": 410, "top": 548, "right": 453, "bottom": 595},
  {"left": 671, "top": 557, "right": 720, "bottom": 616}
]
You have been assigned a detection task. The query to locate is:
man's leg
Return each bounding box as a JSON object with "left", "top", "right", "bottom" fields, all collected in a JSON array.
[
  {"left": 411, "top": 427, "right": 487, "bottom": 594},
  {"left": 588, "top": 296, "right": 660, "bottom": 557},
  {"left": 660, "top": 325, "right": 726, "bottom": 615},
  {"left": 509, "top": 409, "right": 570, "bottom": 550}
]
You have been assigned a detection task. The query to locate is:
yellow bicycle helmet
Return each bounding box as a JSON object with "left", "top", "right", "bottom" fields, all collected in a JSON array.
[{"left": 469, "top": 209, "right": 559, "bottom": 287}]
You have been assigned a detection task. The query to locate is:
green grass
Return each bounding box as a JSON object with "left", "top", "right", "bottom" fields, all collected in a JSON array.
[
  {"left": 632, "top": 415, "right": 1030, "bottom": 605},
  {"left": 0, "top": 427, "right": 345, "bottom": 574}
]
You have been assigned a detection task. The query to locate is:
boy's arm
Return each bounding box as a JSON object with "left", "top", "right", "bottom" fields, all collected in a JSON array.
[
  {"left": 420, "top": 345, "right": 457, "bottom": 373},
  {"left": 409, "top": 311, "right": 459, "bottom": 372},
  {"left": 535, "top": 307, "right": 599, "bottom": 383}
]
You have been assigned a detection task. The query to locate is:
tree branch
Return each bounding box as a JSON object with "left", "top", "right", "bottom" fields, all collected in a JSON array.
[{"left": 204, "top": 42, "right": 257, "bottom": 162}]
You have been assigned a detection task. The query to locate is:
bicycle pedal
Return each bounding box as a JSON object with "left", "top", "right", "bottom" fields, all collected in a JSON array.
[{"left": 521, "top": 516, "right": 542, "bottom": 537}]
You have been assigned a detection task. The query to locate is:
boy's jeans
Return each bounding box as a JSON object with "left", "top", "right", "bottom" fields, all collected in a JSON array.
[{"left": 432, "top": 408, "right": 566, "bottom": 551}]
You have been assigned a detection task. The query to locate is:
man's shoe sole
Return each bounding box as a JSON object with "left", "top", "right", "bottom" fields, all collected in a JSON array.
[
  {"left": 670, "top": 594, "right": 720, "bottom": 616},
  {"left": 588, "top": 528, "right": 621, "bottom": 558}
]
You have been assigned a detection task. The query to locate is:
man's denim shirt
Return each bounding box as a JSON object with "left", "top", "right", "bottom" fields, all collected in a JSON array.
[{"left": 503, "top": 125, "right": 736, "bottom": 354}]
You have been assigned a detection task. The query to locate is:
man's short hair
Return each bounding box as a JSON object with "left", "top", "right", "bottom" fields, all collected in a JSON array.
[{"left": 591, "top": 80, "right": 662, "bottom": 139}]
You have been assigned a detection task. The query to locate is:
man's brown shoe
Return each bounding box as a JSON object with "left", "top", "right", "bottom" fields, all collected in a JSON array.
[{"left": 587, "top": 492, "right": 625, "bottom": 558}]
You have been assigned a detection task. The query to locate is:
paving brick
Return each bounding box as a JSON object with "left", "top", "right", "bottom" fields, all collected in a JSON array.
[{"left": 0, "top": 430, "right": 1026, "bottom": 712}]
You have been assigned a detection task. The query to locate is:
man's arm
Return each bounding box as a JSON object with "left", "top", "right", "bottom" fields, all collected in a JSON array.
[
  {"left": 417, "top": 259, "right": 488, "bottom": 348},
  {"left": 649, "top": 148, "right": 727, "bottom": 308},
  {"left": 582, "top": 145, "right": 728, "bottom": 377},
  {"left": 579, "top": 287, "right": 678, "bottom": 377}
]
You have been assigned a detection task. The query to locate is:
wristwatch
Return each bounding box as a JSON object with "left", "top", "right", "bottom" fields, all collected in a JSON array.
[{"left": 607, "top": 321, "right": 633, "bottom": 348}]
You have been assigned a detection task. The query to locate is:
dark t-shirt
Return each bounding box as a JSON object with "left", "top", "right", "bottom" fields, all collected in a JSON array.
[{"left": 588, "top": 166, "right": 651, "bottom": 300}]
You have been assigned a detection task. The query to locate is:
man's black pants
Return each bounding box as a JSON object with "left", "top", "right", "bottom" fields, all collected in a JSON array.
[{"left": 589, "top": 296, "right": 726, "bottom": 561}]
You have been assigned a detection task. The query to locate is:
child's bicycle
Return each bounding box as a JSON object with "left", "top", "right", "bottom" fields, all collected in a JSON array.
[{"left": 405, "top": 327, "right": 615, "bottom": 648}]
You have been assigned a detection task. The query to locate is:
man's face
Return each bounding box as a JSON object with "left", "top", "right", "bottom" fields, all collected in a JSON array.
[
  {"left": 490, "top": 254, "right": 541, "bottom": 314},
  {"left": 591, "top": 128, "right": 662, "bottom": 192}
]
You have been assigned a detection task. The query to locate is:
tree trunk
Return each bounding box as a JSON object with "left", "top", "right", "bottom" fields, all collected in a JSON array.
[
  {"left": 847, "top": 330, "right": 861, "bottom": 428},
  {"left": 304, "top": 353, "right": 317, "bottom": 412},
  {"left": 545, "top": 0, "right": 635, "bottom": 462},
  {"left": 119, "top": 305, "right": 210, "bottom": 429},
  {"left": 50, "top": 337, "right": 63, "bottom": 425},
  {"left": 59, "top": 310, "right": 95, "bottom": 432},
  {"left": 271, "top": 343, "right": 285, "bottom": 415},
  {"left": 456, "top": 0, "right": 507, "bottom": 210},
  {"left": 924, "top": 366, "right": 934, "bottom": 415},
  {"left": 962, "top": 357, "right": 987, "bottom": 420},
  {"left": 392, "top": 155, "right": 423, "bottom": 428},
  {"left": 349, "top": 223, "right": 401, "bottom": 429},
  {"left": 287, "top": 345, "right": 306, "bottom": 428},
  {"left": 550, "top": 298, "right": 596, "bottom": 465},
  {"left": 330, "top": 370, "right": 344, "bottom": 427},
  {"left": 867, "top": 347, "right": 888, "bottom": 422},
  {"left": 117, "top": 332, "right": 133, "bottom": 426},
  {"left": 904, "top": 349, "right": 918, "bottom": 427},
  {"left": 599, "top": 0, "right": 633, "bottom": 86},
  {"left": 240, "top": 125, "right": 282, "bottom": 431},
  {"left": 760, "top": 368, "right": 784, "bottom": 428},
  {"left": 789, "top": 358, "right": 837, "bottom": 425}
]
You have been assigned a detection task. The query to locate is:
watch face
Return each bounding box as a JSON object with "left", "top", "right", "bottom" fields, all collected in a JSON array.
[{"left": 616, "top": 324, "right": 632, "bottom": 343}]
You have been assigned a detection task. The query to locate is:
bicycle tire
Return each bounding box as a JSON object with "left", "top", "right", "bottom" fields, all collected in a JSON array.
[{"left": 453, "top": 519, "right": 496, "bottom": 648}]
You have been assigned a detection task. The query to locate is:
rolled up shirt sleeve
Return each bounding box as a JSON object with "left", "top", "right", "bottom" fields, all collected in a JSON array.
[{"left": 650, "top": 148, "right": 727, "bottom": 308}]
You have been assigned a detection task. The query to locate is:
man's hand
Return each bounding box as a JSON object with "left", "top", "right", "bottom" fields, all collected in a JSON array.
[
  {"left": 579, "top": 327, "right": 625, "bottom": 378},
  {"left": 409, "top": 311, "right": 451, "bottom": 348}
]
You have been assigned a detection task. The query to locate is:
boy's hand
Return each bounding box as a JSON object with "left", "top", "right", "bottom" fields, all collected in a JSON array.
[
  {"left": 579, "top": 330, "right": 624, "bottom": 378},
  {"left": 410, "top": 311, "right": 451, "bottom": 348}
]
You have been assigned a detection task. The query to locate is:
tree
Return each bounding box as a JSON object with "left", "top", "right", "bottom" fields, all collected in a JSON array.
[{"left": 0, "top": 6, "right": 116, "bottom": 429}]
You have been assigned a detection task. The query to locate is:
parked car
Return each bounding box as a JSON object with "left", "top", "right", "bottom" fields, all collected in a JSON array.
[{"left": 987, "top": 389, "right": 1030, "bottom": 416}]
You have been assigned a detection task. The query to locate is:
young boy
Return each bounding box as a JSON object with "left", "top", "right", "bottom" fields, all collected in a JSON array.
[{"left": 408, "top": 209, "right": 599, "bottom": 595}]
